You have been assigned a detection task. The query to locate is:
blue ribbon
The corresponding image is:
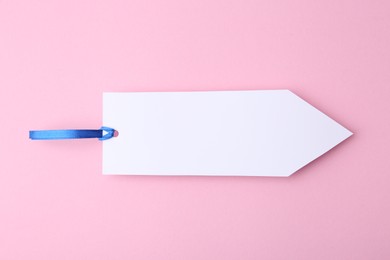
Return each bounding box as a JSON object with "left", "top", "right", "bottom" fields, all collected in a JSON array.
[{"left": 29, "top": 126, "right": 116, "bottom": 141}]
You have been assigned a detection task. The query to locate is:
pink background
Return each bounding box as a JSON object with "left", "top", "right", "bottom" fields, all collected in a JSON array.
[{"left": 1, "top": 0, "right": 389, "bottom": 259}]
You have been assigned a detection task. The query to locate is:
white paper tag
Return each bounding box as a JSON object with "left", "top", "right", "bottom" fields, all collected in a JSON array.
[{"left": 103, "top": 90, "right": 352, "bottom": 176}]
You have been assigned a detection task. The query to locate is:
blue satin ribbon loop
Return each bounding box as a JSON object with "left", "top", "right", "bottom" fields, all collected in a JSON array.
[
  {"left": 29, "top": 126, "right": 116, "bottom": 141},
  {"left": 99, "top": 126, "right": 116, "bottom": 141}
]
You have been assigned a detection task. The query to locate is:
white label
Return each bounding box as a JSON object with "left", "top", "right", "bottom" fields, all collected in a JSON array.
[{"left": 103, "top": 90, "right": 352, "bottom": 176}]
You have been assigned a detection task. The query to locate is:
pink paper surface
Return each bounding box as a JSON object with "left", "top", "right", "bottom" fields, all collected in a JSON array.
[{"left": 0, "top": 0, "right": 389, "bottom": 259}]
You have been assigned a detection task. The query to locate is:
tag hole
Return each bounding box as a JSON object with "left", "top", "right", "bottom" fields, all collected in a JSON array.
[{"left": 113, "top": 130, "right": 119, "bottom": 137}]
